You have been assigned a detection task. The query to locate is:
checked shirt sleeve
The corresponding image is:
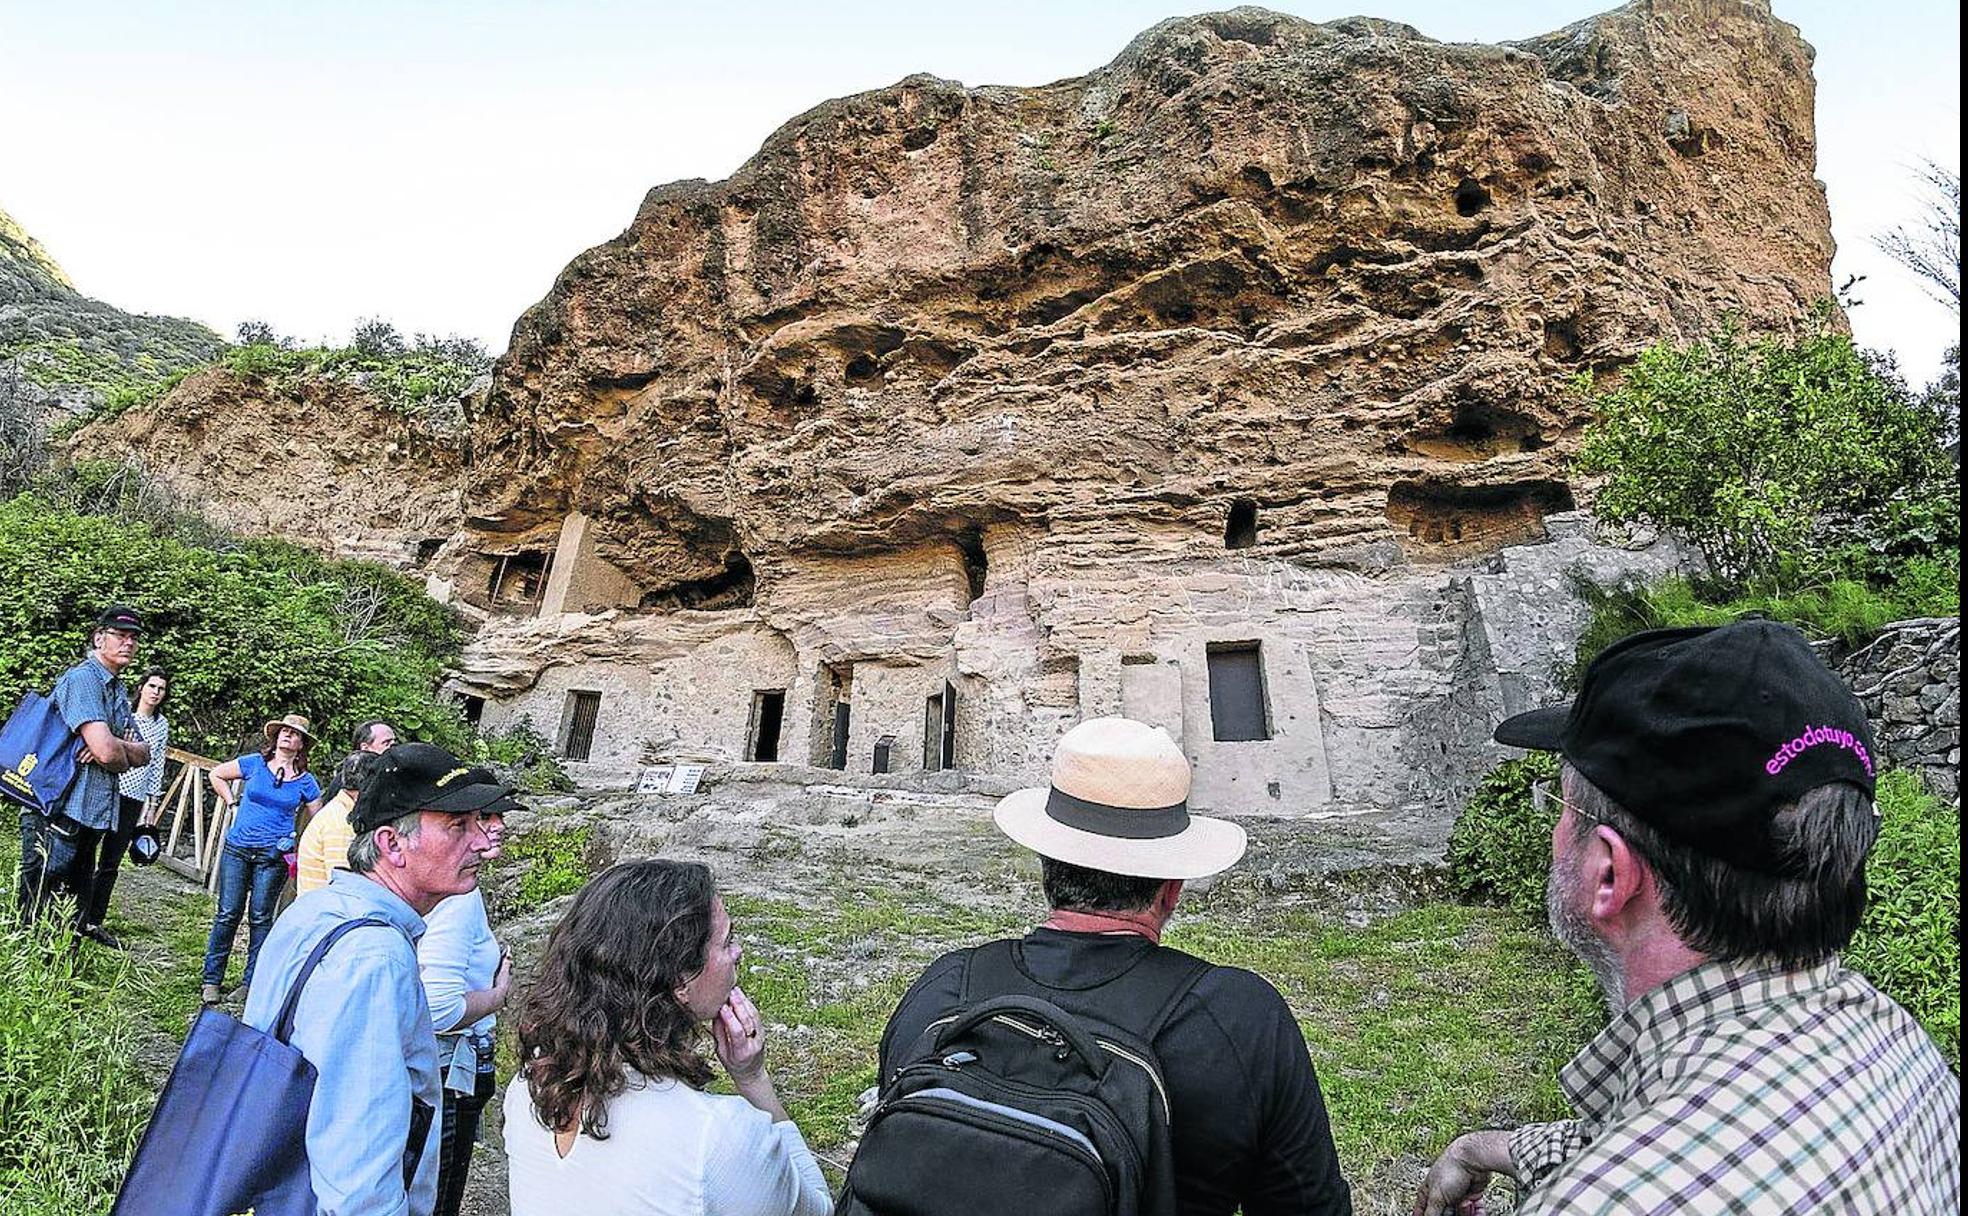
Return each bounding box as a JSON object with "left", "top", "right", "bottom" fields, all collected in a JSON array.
[{"left": 1509, "top": 1118, "right": 1584, "bottom": 1189}]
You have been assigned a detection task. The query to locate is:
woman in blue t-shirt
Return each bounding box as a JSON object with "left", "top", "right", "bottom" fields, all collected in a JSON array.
[{"left": 200, "top": 712, "right": 324, "bottom": 1005}]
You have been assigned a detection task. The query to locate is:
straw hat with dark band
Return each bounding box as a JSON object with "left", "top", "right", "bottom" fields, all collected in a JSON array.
[
  {"left": 263, "top": 713, "right": 319, "bottom": 746},
  {"left": 993, "top": 717, "right": 1247, "bottom": 880}
]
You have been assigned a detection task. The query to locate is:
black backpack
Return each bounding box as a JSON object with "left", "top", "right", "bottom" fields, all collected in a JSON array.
[{"left": 840, "top": 939, "right": 1208, "bottom": 1216}]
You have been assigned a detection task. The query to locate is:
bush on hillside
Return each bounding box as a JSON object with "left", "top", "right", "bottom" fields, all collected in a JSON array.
[
  {"left": 1445, "top": 752, "right": 1559, "bottom": 915},
  {"left": 1575, "top": 313, "right": 1956, "bottom": 587},
  {"left": 0, "top": 494, "right": 470, "bottom": 759},
  {"left": 1448, "top": 762, "right": 1961, "bottom": 1067}
]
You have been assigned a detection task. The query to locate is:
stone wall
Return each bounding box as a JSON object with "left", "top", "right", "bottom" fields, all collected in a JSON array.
[
  {"left": 459, "top": 509, "right": 1701, "bottom": 819},
  {"left": 1831, "top": 618, "right": 1961, "bottom": 803}
]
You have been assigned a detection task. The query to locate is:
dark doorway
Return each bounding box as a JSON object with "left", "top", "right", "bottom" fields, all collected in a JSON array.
[
  {"left": 561, "top": 690, "right": 602, "bottom": 761},
  {"left": 1206, "top": 643, "right": 1268, "bottom": 742},
  {"left": 1225, "top": 499, "right": 1258, "bottom": 549},
  {"left": 748, "top": 691, "right": 786, "bottom": 762},
  {"left": 461, "top": 695, "right": 486, "bottom": 726},
  {"left": 923, "top": 681, "right": 958, "bottom": 771},
  {"left": 830, "top": 701, "right": 852, "bottom": 770}
]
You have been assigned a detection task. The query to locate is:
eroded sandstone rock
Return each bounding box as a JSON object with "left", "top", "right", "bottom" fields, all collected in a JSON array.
[{"left": 462, "top": 0, "right": 1832, "bottom": 598}]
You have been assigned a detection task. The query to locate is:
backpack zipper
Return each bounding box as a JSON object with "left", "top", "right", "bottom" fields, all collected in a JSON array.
[{"left": 925, "top": 1013, "right": 1173, "bottom": 1121}]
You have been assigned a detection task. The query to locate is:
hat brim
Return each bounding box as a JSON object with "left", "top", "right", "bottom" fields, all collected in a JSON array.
[
  {"left": 264, "top": 721, "right": 319, "bottom": 745},
  {"left": 1494, "top": 704, "right": 1570, "bottom": 750},
  {"left": 422, "top": 781, "right": 516, "bottom": 816},
  {"left": 993, "top": 787, "right": 1248, "bottom": 881}
]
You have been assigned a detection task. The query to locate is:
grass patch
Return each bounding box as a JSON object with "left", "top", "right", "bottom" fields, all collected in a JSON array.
[{"left": 0, "top": 832, "right": 164, "bottom": 1214}]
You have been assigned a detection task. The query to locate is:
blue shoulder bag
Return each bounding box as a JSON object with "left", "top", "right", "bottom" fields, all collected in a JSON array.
[
  {"left": 110, "top": 917, "right": 435, "bottom": 1216},
  {"left": 0, "top": 690, "right": 84, "bottom": 816}
]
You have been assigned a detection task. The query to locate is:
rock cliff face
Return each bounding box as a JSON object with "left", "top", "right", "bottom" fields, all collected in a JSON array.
[
  {"left": 83, "top": 365, "right": 465, "bottom": 567},
  {"left": 462, "top": 0, "right": 1832, "bottom": 594},
  {"left": 446, "top": 0, "right": 1830, "bottom": 817}
]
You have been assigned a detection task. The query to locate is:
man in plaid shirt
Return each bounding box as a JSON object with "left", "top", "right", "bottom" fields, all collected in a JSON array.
[{"left": 1416, "top": 621, "right": 1960, "bottom": 1216}]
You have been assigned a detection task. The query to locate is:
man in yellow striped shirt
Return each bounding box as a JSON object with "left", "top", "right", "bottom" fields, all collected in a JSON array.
[{"left": 296, "top": 750, "right": 380, "bottom": 894}]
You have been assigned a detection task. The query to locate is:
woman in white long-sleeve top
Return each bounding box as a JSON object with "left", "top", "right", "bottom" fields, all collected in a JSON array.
[
  {"left": 505, "top": 859, "right": 832, "bottom": 1216},
  {"left": 418, "top": 793, "right": 516, "bottom": 1216}
]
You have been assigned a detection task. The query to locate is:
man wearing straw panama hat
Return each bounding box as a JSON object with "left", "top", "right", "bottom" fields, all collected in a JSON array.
[{"left": 874, "top": 717, "right": 1353, "bottom": 1215}]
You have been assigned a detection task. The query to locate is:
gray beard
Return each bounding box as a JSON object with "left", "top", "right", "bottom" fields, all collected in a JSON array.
[{"left": 1547, "top": 861, "right": 1627, "bottom": 1010}]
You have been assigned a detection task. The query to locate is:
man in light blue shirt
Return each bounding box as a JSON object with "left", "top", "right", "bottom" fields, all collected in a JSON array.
[{"left": 244, "top": 743, "right": 510, "bottom": 1216}]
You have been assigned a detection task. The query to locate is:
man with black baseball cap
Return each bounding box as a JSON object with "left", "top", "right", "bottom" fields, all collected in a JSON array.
[
  {"left": 16, "top": 605, "right": 153, "bottom": 927},
  {"left": 239, "top": 743, "right": 512, "bottom": 1216},
  {"left": 1416, "top": 620, "right": 1959, "bottom": 1216}
]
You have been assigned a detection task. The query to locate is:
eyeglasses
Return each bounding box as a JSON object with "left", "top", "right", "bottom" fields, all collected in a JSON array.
[{"left": 1532, "top": 780, "right": 1599, "bottom": 824}]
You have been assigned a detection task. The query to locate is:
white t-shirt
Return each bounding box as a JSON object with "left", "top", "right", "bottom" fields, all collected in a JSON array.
[{"left": 504, "top": 1070, "right": 833, "bottom": 1216}]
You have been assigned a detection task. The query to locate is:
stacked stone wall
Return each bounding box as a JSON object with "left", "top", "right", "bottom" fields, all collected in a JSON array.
[{"left": 1830, "top": 619, "right": 1960, "bottom": 803}]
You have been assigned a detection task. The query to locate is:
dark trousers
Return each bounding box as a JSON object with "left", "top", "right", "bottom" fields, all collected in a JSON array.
[
  {"left": 202, "top": 842, "right": 287, "bottom": 987},
  {"left": 434, "top": 1067, "right": 496, "bottom": 1216},
  {"left": 14, "top": 807, "right": 98, "bottom": 923},
  {"left": 78, "top": 795, "right": 143, "bottom": 928}
]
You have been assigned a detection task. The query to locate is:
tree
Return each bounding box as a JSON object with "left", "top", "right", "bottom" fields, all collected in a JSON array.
[
  {"left": 234, "top": 319, "right": 281, "bottom": 347},
  {"left": 1575, "top": 314, "right": 1954, "bottom": 585},
  {"left": 351, "top": 317, "right": 407, "bottom": 358},
  {"left": 1874, "top": 160, "right": 1960, "bottom": 314}
]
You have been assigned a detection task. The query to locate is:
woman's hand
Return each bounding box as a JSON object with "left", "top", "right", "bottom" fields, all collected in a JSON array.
[{"left": 711, "top": 985, "right": 767, "bottom": 1082}]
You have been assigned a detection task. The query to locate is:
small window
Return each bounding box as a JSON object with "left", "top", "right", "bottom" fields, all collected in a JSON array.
[
  {"left": 1225, "top": 499, "right": 1258, "bottom": 549},
  {"left": 747, "top": 691, "right": 786, "bottom": 762},
  {"left": 1206, "top": 643, "right": 1269, "bottom": 742},
  {"left": 560, "top": 690, "right": 602, "bottom": 762}
]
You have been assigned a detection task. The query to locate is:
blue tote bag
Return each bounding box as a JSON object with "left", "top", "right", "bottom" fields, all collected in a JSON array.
[
  {"left": 0, "top": 690, "right": 83, "bottom": 815},
  {"left": 110, "top": 916, "right": 433, "bottom": 1216}
]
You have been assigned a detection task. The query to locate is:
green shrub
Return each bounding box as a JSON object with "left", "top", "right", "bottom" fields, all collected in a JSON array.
[
  {"left": 1845, "top": 771, "right": 1960, "bottom": 1068},
  {"left": 489, "top": 824, "right": 596, "bottom": 918},
  {"left": 1576, "top": 313, "right": 1955, "bottom": 586},
  {"left": 468, "top": 715, "right": 574, "bottom": 794},
  {"left": 0, "top": 835, "right": 159, "bottom": 1215},
  {"left": 1448, "top": 760, "right": 1961, "bottom": 1066},
  {"left": 0, "top": 494, "right": 469, "bottom": 759},
  {"left": 1445, "top": 751, "right": 1559, "bottom": 915}
]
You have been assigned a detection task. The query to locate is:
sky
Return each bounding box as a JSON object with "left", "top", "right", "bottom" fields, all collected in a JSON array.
[{"left": 1, "top": 1, "right": 1958, "bottom": 381}]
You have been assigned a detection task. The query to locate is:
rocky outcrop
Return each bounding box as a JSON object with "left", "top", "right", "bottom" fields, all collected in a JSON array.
[
  {"left": 463, "top": 0, "right": 1833, "bottom": 597},
  {"left": 77, "top": 365, "right": 465, "bottom": 567}
]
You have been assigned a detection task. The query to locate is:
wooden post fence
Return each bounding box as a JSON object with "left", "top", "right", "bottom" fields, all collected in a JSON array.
[{"left": 154, "top": 745, "right": 236, "bottom": 891}]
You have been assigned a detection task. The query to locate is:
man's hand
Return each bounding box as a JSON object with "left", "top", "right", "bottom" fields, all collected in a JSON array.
[{"left": 1415, "top": 1130, "right": 1516, "bottom": 1216}]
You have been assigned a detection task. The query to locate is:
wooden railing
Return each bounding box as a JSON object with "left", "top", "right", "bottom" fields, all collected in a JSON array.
[{"left": 153, "top": 746, "right": 233, "bottom": 891}]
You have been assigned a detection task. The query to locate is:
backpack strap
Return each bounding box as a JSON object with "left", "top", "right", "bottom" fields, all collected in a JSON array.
[
  {"left": 271, "top": 916, "right": 394, "bottom": 1044},
  {"left": 960, "top": 935, "right": 1211, "bottom": 1042}
]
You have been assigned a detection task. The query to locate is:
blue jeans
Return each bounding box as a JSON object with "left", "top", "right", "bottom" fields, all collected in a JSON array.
[{"left": 203, "top": 842, "right": 288, "bottom": 987}]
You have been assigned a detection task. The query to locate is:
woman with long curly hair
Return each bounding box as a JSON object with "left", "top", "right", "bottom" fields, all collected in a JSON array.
[{"left": 504, "top": 859, "right": 832, "bottom": 1215}]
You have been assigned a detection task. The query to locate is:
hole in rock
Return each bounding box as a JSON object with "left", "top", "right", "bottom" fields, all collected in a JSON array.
[
  {"left": 1225, "top": 499, "right": 1259, "bottom": 549},
  {"left": 1454, "top": 177, "right": 1491, "bottom": 217},
  {"left": 955, "top": 529, "right": 989, "bottom": 603},
  {"left": 640, "top": 552, "right": 756, "bottom": 611},
  {"left": 1385, "top": 480, "right": 1575, "bottom": 550}
]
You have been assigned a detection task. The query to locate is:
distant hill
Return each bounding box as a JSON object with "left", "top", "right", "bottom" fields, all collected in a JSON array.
[{"left": 0, "top": 202, "right": 221, "bottom": 418}]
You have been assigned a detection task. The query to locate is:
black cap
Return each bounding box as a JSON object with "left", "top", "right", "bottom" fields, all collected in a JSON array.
[
  {"left": 95, "top": 605, "right": 144, "bottom": 634},
  {"left": 350, "top": 742, "right": 514, "bottom": 833},
  {"left": 1495, "top": 620, "right": 1877, "bottom": 873}
]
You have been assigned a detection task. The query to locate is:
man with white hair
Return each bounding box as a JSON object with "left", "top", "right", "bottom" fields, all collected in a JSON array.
[
  {"left": 1416, "top": 621, "right": 1960, "bottom": 1216},
  {"left": 872, "top": 716, "right": 1353, "bottom": 1215}
]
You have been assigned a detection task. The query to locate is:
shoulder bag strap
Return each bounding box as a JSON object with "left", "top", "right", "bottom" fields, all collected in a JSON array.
[{"left": 271, "top": 916, "right": 394, "bottom": 1044}]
